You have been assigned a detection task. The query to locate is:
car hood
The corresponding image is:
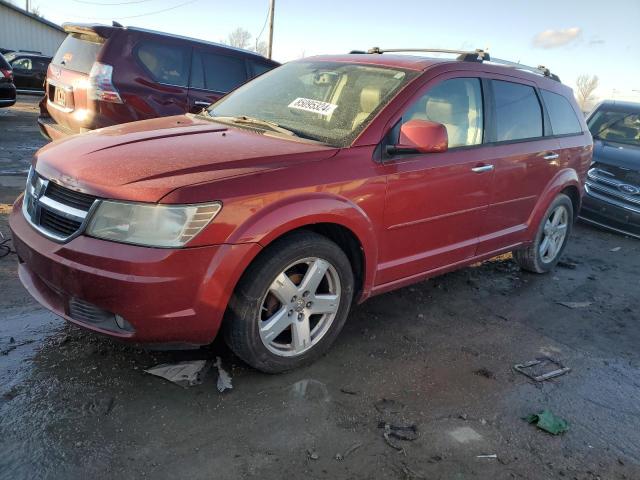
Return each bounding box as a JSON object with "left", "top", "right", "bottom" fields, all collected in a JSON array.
[
  {"left": 592, "top": 139, "right": 640, "bottom": 185},
  {"left": 34, "top": 115, "right": 339, "bottom": 202}
]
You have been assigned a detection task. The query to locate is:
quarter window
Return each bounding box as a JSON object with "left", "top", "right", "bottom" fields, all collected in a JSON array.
[
  {"left": 541, "top": 90, "right": 582, "bottom": 135},
  {"left": 403, "top": 78, "right": 484, "bottom": 148},
  {"left": 136, "top": 42, "right": 190, "bottom": 87}
]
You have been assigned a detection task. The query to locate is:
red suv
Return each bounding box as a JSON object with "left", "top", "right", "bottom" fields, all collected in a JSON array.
[
  {"left": 11, "top": 49, "right": 592, "bottom": 372},
  {"left": 38, "top": 23, "right": 279, "bottom": 140}
]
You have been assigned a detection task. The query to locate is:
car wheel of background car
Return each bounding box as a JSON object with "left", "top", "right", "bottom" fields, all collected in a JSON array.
[
  {"left": 514, "top": 193, "right": 574, "bottom": 274},
  {"left": 224, "top": 230, "right": 354, "bottom": 373}
]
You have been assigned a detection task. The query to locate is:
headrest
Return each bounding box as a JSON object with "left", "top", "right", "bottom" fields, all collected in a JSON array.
[
  {"left": 360, "top": 87, "right": 381, "bottom": 112},
  {"left": 425, "top": 97, "right": 454, "bottom": 123}
]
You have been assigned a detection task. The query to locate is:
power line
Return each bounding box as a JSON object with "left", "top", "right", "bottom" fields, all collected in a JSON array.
[
  {"left": 64, "top": 0, "right": 198, "bottom": 20},
  {"left": 71, "top": 0, "right": 154, "bottom": 5},
  {"left": 255, "top": 1, "right": 270, "bottom": 43}
]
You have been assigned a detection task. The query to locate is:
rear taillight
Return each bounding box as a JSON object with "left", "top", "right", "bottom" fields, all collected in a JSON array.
[
  {"left": 0, "top": 69, "right": 13, "bottom": 82},
  {"left": 88, "top": 62, "right": 122, "bottom": 103}
]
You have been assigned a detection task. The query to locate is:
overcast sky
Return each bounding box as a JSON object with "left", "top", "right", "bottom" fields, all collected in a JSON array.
[{"left": 15, "top": 0, "right": 640, "bottom": 102}]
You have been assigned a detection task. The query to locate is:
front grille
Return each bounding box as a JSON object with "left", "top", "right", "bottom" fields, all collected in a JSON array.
[
  {"left": 69, "top": 298, "right": 115, "bottom": 325},
  {"left": 46, "top": 181, "right": 96, "bottom": 210},
  {"left": 585, "top": 167, "right": 640, "bottom": 214},
  {"left": 40, "top": 209, "right": 82, "bottom": 236},
  {"left": 22, "top": 168, "right": 98, "bottom": 242}
]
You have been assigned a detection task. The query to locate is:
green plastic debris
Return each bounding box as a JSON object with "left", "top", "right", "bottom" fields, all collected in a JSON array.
[{"left": 523, "top": 410, "right": 569, "bottom": 435}]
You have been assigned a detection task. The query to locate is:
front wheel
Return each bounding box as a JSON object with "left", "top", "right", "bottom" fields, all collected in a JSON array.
[
  {"left": 513, "top": 194, "right": 573, "bottom": 273},
  {"left": 224, "top": 231, "right": 354, "bottom": 373}
]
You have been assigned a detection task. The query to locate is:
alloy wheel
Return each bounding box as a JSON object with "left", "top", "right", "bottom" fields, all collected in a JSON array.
[
  {"left": 539, "top": 205, "right": 569, "bottom": 263},
  {"left": 258, "top": 257, "right": 341, "bottom": 357}
]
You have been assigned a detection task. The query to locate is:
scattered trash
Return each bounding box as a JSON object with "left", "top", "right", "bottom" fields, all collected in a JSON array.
[
  {"left": 375, "top": 398, "right": 405, "bottom": 415},
  {"left": 524, "top": 410, "right": 569, "bottom": 435},
  {"left": 214, "top": 357, "right": 233, "bottom": 392},
  {"left": 477, "top": 454, "right": 498, "bottom": 459},
  {"left": 557, "top": 260, "right": 578, "bottom": 270},
  {"left": 307, "top": 449, "right": 319, "bottom": 460},
  {"left": 449, "top": 426, "right": 483, "bottom": 444},
  {"left": 557, "top": 301, "right": 593, "bottom": 309},
  {"left": 335, "top": 442, "right": 362, "bottom": 461},
  {"left": 473, "top": 368, "right": 495, "bottom": 379},
  {"left": 340, "top": 387, "right": 359, "bottom": 395},
  {"left": 610, "top": 247, "right": 622, "bottom": 252},
  {"left": 378, "top": 422, "right": 419, "bottom": 441},
  {"left": 144, "top": 360, "right": 210, "bottom": 388},
  {"left": 514, "top": 357, "right": 570, "bottom": 382}
]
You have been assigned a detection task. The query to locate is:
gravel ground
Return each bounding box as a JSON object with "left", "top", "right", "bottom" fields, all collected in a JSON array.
[{"left": 1, "top": 96, "right": 639, "bottom": 480}]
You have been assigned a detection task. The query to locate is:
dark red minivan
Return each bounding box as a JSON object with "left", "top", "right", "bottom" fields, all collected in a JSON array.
[
  {"left": 12, "top": 48, "right": 592, "bottom": 372},
  {"left": 38, "top": 23, "right": 279, "bottom": 140}
]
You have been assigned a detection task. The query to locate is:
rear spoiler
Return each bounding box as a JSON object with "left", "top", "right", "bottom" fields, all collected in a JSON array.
[{"left": 62, "top": 23, "right": 122, "bottom": 39}]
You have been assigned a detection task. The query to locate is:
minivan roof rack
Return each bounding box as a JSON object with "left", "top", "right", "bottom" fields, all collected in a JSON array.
[{"left": 359, "top": 47, "right": 560, "bottom": 82}]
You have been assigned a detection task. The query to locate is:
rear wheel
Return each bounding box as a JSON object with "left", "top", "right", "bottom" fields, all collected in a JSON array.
[
  {"left": 514, "top": 194, "right": 573, "bottom": 273},
  {"left": 224, "top": 231, "right": 354, "bottom": 373}
]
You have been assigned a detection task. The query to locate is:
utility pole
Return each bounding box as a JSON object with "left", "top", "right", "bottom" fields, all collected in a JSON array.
[
  {"left": 267, "top": 0, "right": 275, "bottom": 59},
  {"left": 25, "top": 0, "right": 30, "bottom": 12}
]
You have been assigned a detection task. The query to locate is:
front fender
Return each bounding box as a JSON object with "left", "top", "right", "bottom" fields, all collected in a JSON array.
[
  {"left": 228, "top": 193, "right": 379, "bottom": 300},
  {"left": 526, "top": 168, "right": 582, "bottom": 237}
]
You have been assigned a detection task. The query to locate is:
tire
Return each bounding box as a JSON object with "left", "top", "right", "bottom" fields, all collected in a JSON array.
[
  {"left": 513, "top": 193, "right": 574, "bottom": 274},
  {"left": 224, "top": 231, "right": 354, "bottom": 373}
]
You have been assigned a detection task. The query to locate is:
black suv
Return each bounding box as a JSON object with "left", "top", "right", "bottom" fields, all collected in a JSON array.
[
  {"left": 0, "top": 53, "right": 16, "bottom": 108},
  {"left": 580, "top": 100, "right": 640, "bottom": 238},
  {"left": 4, "top": 51, "right": 51, "bottom": 93}
]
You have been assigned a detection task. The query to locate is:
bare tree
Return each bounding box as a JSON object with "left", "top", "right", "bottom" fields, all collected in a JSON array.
[
  {"left": 255, "top": 40, "right": 268, "bottom": 57},
  {"left": 576, "top": 74, "right": 599, "bottom": 110},
  {"left": 226, "top": 27, "right": 252, "bottom": 50}
]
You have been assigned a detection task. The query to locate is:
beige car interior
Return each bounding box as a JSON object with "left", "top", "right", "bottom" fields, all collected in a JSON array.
[
  {"left": 352, "top": 87, "right": 382, "bottom": 130},
  {"left": 405, "top": 79, "right": 483, "bottom": 148}
]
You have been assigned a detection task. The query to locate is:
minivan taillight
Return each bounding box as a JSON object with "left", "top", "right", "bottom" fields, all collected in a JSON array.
[
  {"left": 88, "top": 62, "right": 122, "bottom": 103},
  {"left": 0, "top": 69, "right": 13, "bottom": 82}
]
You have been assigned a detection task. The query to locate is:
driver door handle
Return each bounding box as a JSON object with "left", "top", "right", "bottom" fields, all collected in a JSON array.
[
  {"left": 471, "top": 164, "right": 494, "bottom": 173},
  {"left": 194, "top": 101, "right": 210, "bottom": 108},
  {"left": 543, "top": 152, "right": 560, "bottom": 161}
]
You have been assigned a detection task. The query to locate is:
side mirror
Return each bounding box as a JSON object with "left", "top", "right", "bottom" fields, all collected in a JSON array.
[{"left": 388, "top": 119, "right": 448, "bottom": 155}]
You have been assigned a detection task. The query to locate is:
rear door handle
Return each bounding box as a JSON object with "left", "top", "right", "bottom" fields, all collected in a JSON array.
[
  {"left": 194, "top": 101, "right": 210, "bottom": 108},
  {"left": 471, "top": 164, "right": 494, "bottom": 173},
  {"left": 543, "top": 152, "right": 560, "bottom": 161}
]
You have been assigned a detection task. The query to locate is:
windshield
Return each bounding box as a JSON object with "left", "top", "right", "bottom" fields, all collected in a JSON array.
[
  {"left": 207, "top": 61, "right": 416, "bottom": 147},
  {"left": 588, "top": 108, "right": 640, "bottom": 147}
]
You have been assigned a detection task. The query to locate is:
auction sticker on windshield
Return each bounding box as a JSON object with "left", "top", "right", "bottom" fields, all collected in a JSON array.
[{"left": 288, "top": 98, "right": 338, "bottom": 116}]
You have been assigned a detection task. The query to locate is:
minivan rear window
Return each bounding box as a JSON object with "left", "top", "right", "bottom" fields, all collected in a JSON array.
[
  {"left": 541, "top": 90, "right": 582, "bottom": 135},
  {"left": 52, "top": 34, "right": 104, "bottom": 74},
  {"left": 493, "top": 80, "right": 543, "bottom": 142}
]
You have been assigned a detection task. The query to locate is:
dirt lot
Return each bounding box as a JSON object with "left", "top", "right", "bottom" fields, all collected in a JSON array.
[{"left": 1, "top": 96, "right": 640, "bottom": 480}]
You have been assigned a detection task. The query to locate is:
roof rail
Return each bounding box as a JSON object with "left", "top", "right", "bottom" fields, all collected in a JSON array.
[
  {"left": 358, "top": 47, "right": 560, "bottom": 82},
  {"left": 488, "top": 57, "right": 561, "bottom": 82},
  {"left": 366, "top": 47, "right": 489, "bottom": 62}
]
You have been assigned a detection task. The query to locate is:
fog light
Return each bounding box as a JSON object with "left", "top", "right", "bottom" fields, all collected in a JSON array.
[{"left": 115, "top": 314, "right": 132, "bottom": 331}]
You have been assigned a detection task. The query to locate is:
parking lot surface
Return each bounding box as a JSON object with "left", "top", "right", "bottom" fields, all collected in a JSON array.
[{"left": 1, "top": 96, "right": 640, "bottom": 480}]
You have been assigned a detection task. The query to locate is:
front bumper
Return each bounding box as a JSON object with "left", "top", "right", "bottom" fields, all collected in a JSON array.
[
  {"left": 579, "top": 187, "right": 640, "bottom": 239},
  {"left": 0, "top": 82, "right": 16, "bottom": 107},
  {"left": 9, "top": 197, "right": 261, "bottom": 346}
]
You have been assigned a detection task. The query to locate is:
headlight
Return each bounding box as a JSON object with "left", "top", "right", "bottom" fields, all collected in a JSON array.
[{"left": 86, "top": 201, "right": 222, "bottom": 248}]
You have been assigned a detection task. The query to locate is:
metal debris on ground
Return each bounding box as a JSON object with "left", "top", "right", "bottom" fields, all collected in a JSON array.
[
  {"left": 610, "top": 247, "right": 622, "bottom": 252},
  {"left": 144, "top": 360, "right": 210, "bottom": 388},
  {"left": 335, "top": 442, "right": 362, "bottom": 461},
  {"left": 514, "top": 357, "right": 570, "bottom": 382},
  {"left": 215, "top": 356, "right": 233, "bottom": 392},
  {"left": 523, "top": 410, "right": 569, "bottom": 435},
  {"left": 557, "top": 301, "right": 593, "bottom": 309},
  {"left": 379, "top": 422, "right": 419, "bottom": 453},
  {"left": 477, "top": 454, "right": 498, "bottom": 459}
]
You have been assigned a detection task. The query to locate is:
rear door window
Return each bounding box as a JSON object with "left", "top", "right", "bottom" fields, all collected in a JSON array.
[
  {"left": 52, "top": 34, "right": 104, "bottom": 74},
  {"left": 193, "top": 52, "right": 248, "bottom": 93},
  {"left": 136, "top": 41, "right": 190, "bottom": 87},
  {"left": 541, "top": 90, "right": 582, "bottom": 135},
  {"left": 492, "top": 80, "right": 543, "bottom": 142}
]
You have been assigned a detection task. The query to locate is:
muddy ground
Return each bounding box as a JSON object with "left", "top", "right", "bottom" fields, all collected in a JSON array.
[{"left": 1, "top": 96, "right": 639, "bottom": 480}]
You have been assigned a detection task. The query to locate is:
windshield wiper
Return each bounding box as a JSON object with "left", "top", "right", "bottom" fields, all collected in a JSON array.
[{"left": 209, "top": 115, "right": 296, "bottom": 136}]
